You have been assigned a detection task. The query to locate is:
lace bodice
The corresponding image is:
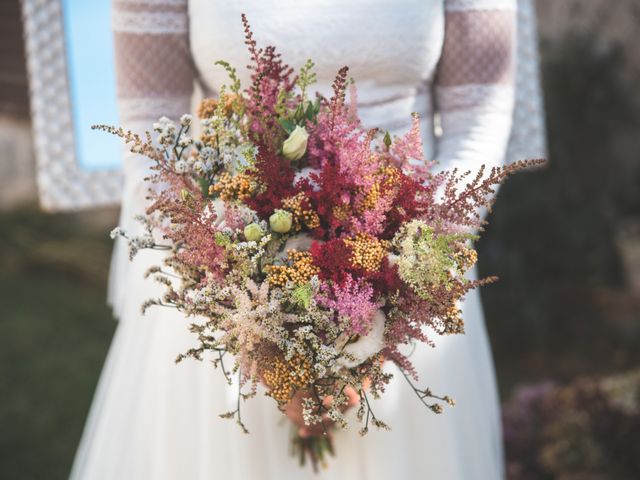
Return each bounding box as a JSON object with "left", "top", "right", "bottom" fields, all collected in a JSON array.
[{"left": 112, "top": 0, "right": 539, "bottom": 190}]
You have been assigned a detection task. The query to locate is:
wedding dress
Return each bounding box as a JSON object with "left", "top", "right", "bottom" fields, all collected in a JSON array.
[{"left": 71, "top": 1, "right": 545, "bottom": 478}]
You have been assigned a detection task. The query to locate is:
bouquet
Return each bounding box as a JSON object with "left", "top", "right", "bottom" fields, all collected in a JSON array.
[{"left": 103, "top": 16, "right": 542, "bottom": 470}]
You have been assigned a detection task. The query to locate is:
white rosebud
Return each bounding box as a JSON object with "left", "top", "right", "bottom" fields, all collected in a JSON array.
[
  {"left": 282, "top": 125, "right": 309, "bottom": 161},
  {"left": 269, "top": 209, "right": 293, "bottom": 233},
  {"left": 243, "top": 223, "right": 264, "bottom": 242}
]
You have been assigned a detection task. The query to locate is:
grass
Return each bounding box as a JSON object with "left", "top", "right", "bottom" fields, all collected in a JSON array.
[{"left": 0, "top": 207, "right": 117, "bottom": 480}]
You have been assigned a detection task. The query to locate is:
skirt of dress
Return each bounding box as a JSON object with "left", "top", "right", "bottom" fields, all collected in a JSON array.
[{"left": 70, "top": 251, "right": 504, "bottom": 479}]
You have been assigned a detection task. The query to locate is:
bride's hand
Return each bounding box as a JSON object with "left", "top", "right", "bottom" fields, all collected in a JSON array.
[{"left": 283, "top": 386, "right": 361, "bottom": 438}]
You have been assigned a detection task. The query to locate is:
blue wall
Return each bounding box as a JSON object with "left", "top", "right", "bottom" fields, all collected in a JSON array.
[{"left": 62, "top": 0, "right": 121, "bottom": 171}]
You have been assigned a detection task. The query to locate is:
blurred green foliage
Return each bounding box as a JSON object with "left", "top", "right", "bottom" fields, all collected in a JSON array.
[{"left": 0, "top": 209, "right": 116, "bottom": 479}]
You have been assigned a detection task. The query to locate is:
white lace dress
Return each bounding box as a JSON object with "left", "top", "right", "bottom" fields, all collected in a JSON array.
[{"left": 71, "top": 1, "right": 544, "bottom": 478}]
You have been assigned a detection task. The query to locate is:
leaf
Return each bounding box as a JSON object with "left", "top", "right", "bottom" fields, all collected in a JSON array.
[
  {"left": 278, "top": 118, "right": 296, "bottom": 134},
  {"left": 197, "top": 177, "right": 211, "bottom": 197},
  {"left": 308, "top": 98, "right": 322, "bottom": 124},
  {"left": 383, "top": 131, "right": 392, "bottom": 148},
  {"left": 305, "top": 101, "right": 315, "bottom": 121},
  {"left": 294, "top": 103, "right": 305, "bottom": 122}
]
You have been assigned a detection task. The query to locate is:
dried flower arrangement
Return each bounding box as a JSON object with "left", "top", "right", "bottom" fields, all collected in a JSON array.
[{"left": 103, "top": 15, "right": 543, "bottom": 469}]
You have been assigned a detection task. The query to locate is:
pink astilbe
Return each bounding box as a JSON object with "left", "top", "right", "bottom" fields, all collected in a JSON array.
[
  {"left": 307, "top": 105, "right": 360, "bottom": 170},
  {"left": 221, "top": 204, "right": 249, "bottom": 231},
  {"left": 316, "top": 275, "right": 381, "bottom": 335},
  {"left": 350, "top": 192, "right": 395, "bottom": 236},
  {"left": 424, "top": 159, "right": 546, "bottom": 232},
  {"left": 305, "top": 80, "right": 390, "bottom": 238},
  {"left": 241, "top": 14, "right": 296, "bottom": 148},
  {"left": 389, "top": 113, "right": 428, "bottom": 168},
  {"left": 147, "top": 170, "right": 227, "bottom": 279},
  {"left": 306, "top": 67, "right": 360, "bottom": 169}
]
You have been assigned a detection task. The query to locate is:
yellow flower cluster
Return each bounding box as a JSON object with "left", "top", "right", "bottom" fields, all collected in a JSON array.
[
  {"left": 442, "top": 304, "right": 465, "bottom": 335},
  {"left": 197, "top": 94, "right": 240, "bottom": 119},
  {"left": 380, "top": 165, "right": 402, "bottom": 189},
  {"left": 266, "top": 250, "right": 319, "bottom": 288},
  {"left": 360, "top": 166, "right": 402, "bottom": 213},
  {"left": 332, "top": 203, "right": 351, "bottom": 222},
  {"left": 344, "top": 234, "right": 388, "bottom": 272},
  {"left": 360, "top": 182, "right": 380, "bottom": 212},
  {"left": 209, "top": 172, "right": 255, "bottom": 201},
  {"left": 198, "top": 94, "right": 245, "bottom": 146},
  {"left": 454, "top": 245, "right": 478, "bottom": 271},
  {"left": 281, "top": 193, "right": 320, "bottom": 231},
  {"left": 263, "top": 353, "right": 314, "bottom": 404}
]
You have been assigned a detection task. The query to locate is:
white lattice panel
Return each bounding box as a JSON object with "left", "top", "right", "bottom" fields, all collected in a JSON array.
[
  {"left": 21, "top": 0, "right": 123, "bottom": 211},
  {"left": 506, "top": 0, "right": 548, "bottom": 164}
]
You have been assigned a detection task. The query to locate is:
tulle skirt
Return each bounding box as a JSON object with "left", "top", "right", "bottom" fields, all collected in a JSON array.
[{"left": 71, "top": 262, "right": 504, "bottom": 478}]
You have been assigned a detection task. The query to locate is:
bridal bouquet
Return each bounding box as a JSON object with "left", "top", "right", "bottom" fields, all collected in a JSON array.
[{"left": 104, "top": 16, "right": 541, "bottom": 469}]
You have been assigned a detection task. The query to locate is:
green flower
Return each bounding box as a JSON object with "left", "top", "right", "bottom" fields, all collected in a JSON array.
[
  {"left": 243, "top": 223, "right": 264, "bottom": 242},
  {"left": 291, "top": 283, "right": 313, "bottom": 309},
  {"left": 394, "top": 220, "right": 475, "bottom": 299},
  {"left": 214, "top": 232, "right": 231, "bottom": 247},
  {"left": 269, "top": 210, "right": 293, "bottom": 233}
]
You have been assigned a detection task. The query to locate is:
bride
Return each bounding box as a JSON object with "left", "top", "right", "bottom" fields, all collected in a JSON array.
[{"left": 71, "top": 0, "right": 543, "bottom": 478}]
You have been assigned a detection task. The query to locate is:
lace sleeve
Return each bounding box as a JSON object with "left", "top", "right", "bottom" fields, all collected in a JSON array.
[
  {"left": 433, "top": 0, "right": 517, "bottom": 183},
  {"left": 112, "top": 0, "right": 194, "bottom": 178},
  {"left": 108, "top": 1, "right": 194, "bottom": 319}
]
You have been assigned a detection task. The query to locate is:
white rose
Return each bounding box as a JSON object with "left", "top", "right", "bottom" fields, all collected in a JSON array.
[
  {"left": 337, "top": 309, "right": 386, "bottom": 369},
  {"left": 282, "top": 125, "right": 309, "bottom": 161}
]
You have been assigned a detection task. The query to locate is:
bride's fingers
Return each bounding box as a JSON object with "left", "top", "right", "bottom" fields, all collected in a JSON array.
[
  {"left": 286, "top": 384, "right": 367, "bottom": 436},
  {"left": 321, "top": 385, "right": 361, "bottom": 411},
  {"left": 344, "top": 385, "right": 361, "bottom": 407}
]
